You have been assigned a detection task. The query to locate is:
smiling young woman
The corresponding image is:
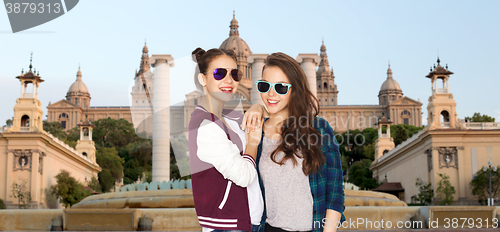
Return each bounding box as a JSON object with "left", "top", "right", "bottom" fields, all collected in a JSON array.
[
  {"left": 254, "top": 52, "right": 345, "bottom": 232},
  {"left": 188, "top": 47, "right": 265, "bottom": 232}
]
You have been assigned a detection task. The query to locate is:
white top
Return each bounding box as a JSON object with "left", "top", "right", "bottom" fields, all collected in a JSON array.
[{"left": 259, "top": 137, "right": 313, "bottom": 231}]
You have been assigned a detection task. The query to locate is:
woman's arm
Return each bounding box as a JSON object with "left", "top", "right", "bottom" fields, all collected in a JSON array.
[
  {"left": 241, "top": 103, "right": 268, "bottom": 132},
  {"left": 324, "top": 209, "right": 342, "bottom": 232},
  {"left": 323, "top": 120, "right": 345, "bottom": 231},
  {"left": 196, "top": 119, "right": 258, "bottom": 187}
]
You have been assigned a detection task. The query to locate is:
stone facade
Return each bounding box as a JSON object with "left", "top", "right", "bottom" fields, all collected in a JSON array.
[
  {"left": 370, "top": 60, "right": 500, "bottom": 204},
  {"left": 1, "top": 61, "right": 101, "bottom": 209}
]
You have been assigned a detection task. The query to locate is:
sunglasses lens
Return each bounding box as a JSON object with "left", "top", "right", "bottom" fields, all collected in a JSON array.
[
  {"left": 213, "top": 68, "right": 228, "bottom": 80},
  {"left": 230, "top": 69, "right": 242, "bottom": 81},
  {"left": 257, "top": 81, "right": 271, "bottom": 93},
  {"left": 275, "top": 84, "right": 289, "bottom": 95}
]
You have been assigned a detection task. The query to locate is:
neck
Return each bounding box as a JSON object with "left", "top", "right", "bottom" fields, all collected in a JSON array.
[
  {"left": 268, "top": 108, "right": 290, "bottom": 127},
  {"left": 200, "top": 94, "right": 224, "bottom": 117}
]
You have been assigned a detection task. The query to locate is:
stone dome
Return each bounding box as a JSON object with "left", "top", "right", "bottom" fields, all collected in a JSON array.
[
  {"left": 67, "top": 67, "right": 89, "bottom": 94},
  {"left": 219, "top": 11, "right": 251, "bottom": 58},
  {"left": 379, "top": 64, "right": 402, "bottom": 94}
]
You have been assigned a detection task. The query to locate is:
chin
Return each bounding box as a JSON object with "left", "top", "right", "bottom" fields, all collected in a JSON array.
[{"left": 211, "top": 92, "right": 234, "bottom": 102}]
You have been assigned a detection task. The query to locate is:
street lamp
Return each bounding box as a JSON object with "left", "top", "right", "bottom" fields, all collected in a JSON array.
[{"left": 482, "top": 161, "right": 498, "bottom": 206}]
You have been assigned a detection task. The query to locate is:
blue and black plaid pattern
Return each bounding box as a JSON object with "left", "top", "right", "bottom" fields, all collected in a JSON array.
[{"left": 257, "top": 117, "right": 345, "bottom": 232}]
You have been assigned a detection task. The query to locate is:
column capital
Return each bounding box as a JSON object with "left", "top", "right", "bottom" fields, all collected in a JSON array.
[
  {"left": 150, "top": 55, "right": 175, "bottom": 68},
  {"left": 247, "top": 54, "right": 268, "bottom": 64},
  {"left": 296, "top": 53, "right": 320, "bottom": 64}
]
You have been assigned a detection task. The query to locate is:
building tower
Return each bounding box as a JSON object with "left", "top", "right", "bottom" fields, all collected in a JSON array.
[
  {"left": 425, "top": 57, "right": 456, "bottom": 130},
  {"left": 66, "top": 65, "right": 91, "bottom": 109},
  {"left": 316, "top": 40, "right": 339, "bottom": 106},
  {"left": 75, "top": 119, "right": 97, "bottom": 164},
  {"left": 378, "top": 63, "right": 403, "bottom": 105},
  {"left": 374, "top": 117, "right": 395, "bottom": 160},
  {"left": 11, "top": 54, "right": 44, "bottom": 133},
  {"left": 219, "top": 11, "right": 252, "bottom": 81}
]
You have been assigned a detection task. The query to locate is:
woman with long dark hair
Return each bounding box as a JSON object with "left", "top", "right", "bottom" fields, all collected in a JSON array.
[
  {"left": 189, "top": 47, "right": 264, "bottom": 232},
  {"left": 254, "top": 52, "right": 345, "bottom": 232}
]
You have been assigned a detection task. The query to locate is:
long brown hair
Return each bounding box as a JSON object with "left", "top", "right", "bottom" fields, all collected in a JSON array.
[{"left": 264, "top": 52, "right": 324, "bottom": 175}]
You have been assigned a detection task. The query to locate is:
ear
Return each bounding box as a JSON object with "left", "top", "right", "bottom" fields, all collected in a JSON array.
[{"left": 198, "top": 73, "right": 207, "bottom": 87}]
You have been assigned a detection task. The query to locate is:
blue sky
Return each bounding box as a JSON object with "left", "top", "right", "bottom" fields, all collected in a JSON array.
[{"left": 1, "top": 0, "right": 499, "bottom": 126}]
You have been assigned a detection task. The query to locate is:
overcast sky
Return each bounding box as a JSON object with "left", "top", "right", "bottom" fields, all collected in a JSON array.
[{"left": 1, "top": 0, "right": 499, "bottom": 127}]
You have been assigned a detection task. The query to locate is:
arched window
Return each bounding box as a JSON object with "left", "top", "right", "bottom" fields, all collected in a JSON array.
[
  {"left": 83, "top": 128, "right": 89, "bottom": 137},
  {"left": 194, "top": 99, "right": 198, "bottom": 105},
  {"left": 324, "top": 82, "right": 328, "bottom": 89},
  {"left": 21, "top": 115, "right": 30, "bottom": 127},
  {"left": 401, "top": 110, "right": 411, "bottom": 125},
  {"left": 82, "top": 152, "right": 87, "bottom": 157},
  {"left": 441, "top": 110, "right": 450, "bottom": 122}
]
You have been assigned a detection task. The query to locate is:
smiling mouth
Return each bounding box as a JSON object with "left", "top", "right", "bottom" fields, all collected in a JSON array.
[
  {"left": 267, "top": 99, "right": 280, "bottom": 106},
  {"left": 219, "top": 87, "right": 233, "bottom": 93}
]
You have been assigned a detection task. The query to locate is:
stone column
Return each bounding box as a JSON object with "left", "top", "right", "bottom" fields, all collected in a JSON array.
[
  {"left": 248, "top": 54, "right": 268, "bottom": 106},
  {"left": 5, "top": 150, "right": 14, "bottom": 203},
  {"left": 30, "top": 150, "right": 40, "bottom": 207},
  {"left": 150, "top": 55, "right": 174, "bottom": 183},
  {"left": 296, "top": 54, "right": 320, "bottom": 98},
  {"left": 457, "top": 147, "right": 466, "bottom": 202}
]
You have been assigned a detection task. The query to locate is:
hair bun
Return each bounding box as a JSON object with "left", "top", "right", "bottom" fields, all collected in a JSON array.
[{"left": 192, "top": 47, "right": 206, "bottom": 63}]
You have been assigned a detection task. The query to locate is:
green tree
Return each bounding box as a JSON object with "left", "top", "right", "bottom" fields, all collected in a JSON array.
[
  {"left": 348, "top": 159, "right": 381, "bottom": 190},
  {"left": 5, "top": 117, "right": 13, "bottom": 127},
  {"left": 415, "top": 178, "right": 434, "bottom": 205},
  {"left": 465, "top": 112, "right": 495, "bottom": 122},
  {"left": 436, "top": 173, "right": 456, "bottom": 205},
  {"left": 50, "top": 170, "right": 90, "bottom": 208},
  {"left": 41, "top": 188, "right": 59, "bottom": 209},
  {"left": 96, "top": 147, "right": 124, "bottom": 192},
  {"left": 92, "top": 118, "right": 138, "bottom": 149},
  {"left": 470, "top": 165, "right": 500, "bottom": 205},
  {"left": 10, "top": 179, "right": 32, "bottom": 209},
  {"left": 126, "top": 140, "right": 152, "bottom": 169},
  {"left": 0, "top": 198, "right": 6, "bottom": 209},
  {"left": 392, "top": 125, "right": 409, "bottom": 146},
  {"left": 43, "top": 120, "right": 67, "bottom": 141},
  {"left": 86, "top": 176, "right": 101, "bottom": 193}
]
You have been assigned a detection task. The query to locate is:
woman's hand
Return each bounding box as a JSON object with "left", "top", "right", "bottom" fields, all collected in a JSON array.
[{"left": 241, "top": 104, "right": 268, "bottom": 133}]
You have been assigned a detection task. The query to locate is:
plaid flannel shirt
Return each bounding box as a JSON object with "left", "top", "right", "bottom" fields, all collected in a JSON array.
[{"left": 257, "top": 117, "right": 346, "bottom": 232}]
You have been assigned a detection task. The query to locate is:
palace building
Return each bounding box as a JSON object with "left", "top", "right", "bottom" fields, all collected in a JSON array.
[
  {"left": 47, "top": 12, "right": 422, "bottom": 137},
  {"left": 370, "top": 59, "right": 500, "bottom": 204},
  {"left": 0, "top": 58, "right": 101, "bottom": 209}
]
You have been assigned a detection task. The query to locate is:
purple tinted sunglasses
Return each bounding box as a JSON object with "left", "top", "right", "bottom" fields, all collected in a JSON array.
[{"left": 210, "top": 68, "right": 242, "bottom": 81}]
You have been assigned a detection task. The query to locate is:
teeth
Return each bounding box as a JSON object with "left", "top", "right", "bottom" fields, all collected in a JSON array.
[
  {"left": 220, "top": 88, "right": 232, "bottom": 91},
  {"left": 268, "top": 100, "right": 279, "bottom": 104}
]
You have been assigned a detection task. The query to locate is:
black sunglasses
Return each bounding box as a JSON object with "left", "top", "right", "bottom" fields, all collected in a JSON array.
[
  {"left": 255, "top": 80, "right": 292, "bottom": 95},
  {"left": 209, "top": 68, "right": 242, "bottom": 81}
]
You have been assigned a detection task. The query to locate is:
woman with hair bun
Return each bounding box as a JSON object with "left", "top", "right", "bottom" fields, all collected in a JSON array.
[{"left": 188, "top": 47, "right": 264, "bottom": 232}]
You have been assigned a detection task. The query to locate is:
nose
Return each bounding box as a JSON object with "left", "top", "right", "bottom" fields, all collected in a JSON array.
[
  {"left": 268, "top": 85, "right": 276, "bottom": 96},
  {"left": 223, "top": 73, "right": 233, "bottom": 83}
]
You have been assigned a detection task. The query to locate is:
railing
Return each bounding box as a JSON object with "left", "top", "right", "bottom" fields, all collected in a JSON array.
[
  {"left": 20, "top": 126, "right": 29, "bottom": 132},
  {"left": 22, "top": 93, "right": 33, "bottom": 98},
  {"left": 435, "top": 88, "right": 448, "bottom": 94},
  {"left": 119, "top": 179, "right": 192, "bottom": 192},
  {"left": 82, "top": 136, "right": 90, "bottom": 140},
  {"left": 465, "top": 122, "right": 500, "bottom": 130},
  {"left": 44, "top": 132, "right": 93, "bottom": 164},
  {"left": 380, "top": 134, "right": 390, "bottom": 138},
  {"left": 441, "top": 122, "right": 450, "bottom": 128}
]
